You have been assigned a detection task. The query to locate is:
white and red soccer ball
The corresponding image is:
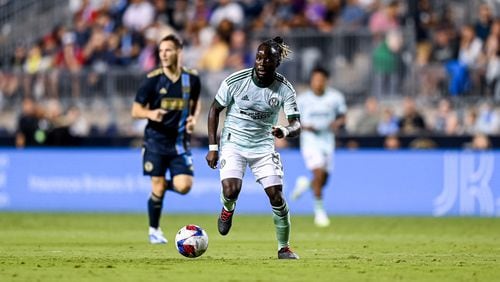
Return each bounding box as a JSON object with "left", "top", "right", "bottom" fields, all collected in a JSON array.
[{"left": 175, "top": 224, "right": 209, "bottom": 258}]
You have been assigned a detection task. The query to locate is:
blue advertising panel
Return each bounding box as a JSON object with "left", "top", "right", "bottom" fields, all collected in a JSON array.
[{"left": 0, "top": 149, "right": 498, "bottom": 216}]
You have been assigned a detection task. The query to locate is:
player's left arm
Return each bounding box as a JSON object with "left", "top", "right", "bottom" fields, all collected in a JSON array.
[
  {"left": 330, "top": 114, "right": 346, "bottom": 134},
  {"left": 329, "top": 92, "right": 347, "bottom": 134},
  {"left": 272, "top": 85, "right": 301, "bottom": 138},
  {"left": 186, "top": 75, "right": 201, "bottom": 133}
]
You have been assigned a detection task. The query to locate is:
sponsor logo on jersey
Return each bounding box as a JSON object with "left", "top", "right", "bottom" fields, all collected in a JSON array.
[
  {"left": 241, "top": 95, "right": 250, "bottom": 101},
  {"left": 159, "top": 88, "right": 168, "bottom": 95},
  {"left": 240, "top": 110, "right": 272, "bottom": 120},
  {"left": 161, "top": 98, "right": 185, "bottom": 110}
]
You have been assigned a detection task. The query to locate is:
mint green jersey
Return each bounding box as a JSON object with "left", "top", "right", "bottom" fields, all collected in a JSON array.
[{"left": 215, "top": 68, "right": 300, "bottom": 154}]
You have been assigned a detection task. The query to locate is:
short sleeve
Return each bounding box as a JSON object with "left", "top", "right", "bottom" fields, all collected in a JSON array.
[
  {"left": 215, "top": 80, "right": 232, "bottom": 107},
  {"left": 283, "top": 88, "right": 300, "bottom": 119},
  {"left": 190, "top": 75, "right": 201, "bottom": 103},
  {"left": 134, "top": 78, "right": 153, "bottom": 105},
  {"left": 336, "top": 92, "right": 347, "bottom": 116}
]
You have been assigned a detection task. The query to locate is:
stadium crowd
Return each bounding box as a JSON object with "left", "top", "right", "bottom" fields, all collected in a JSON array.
[{"left": 0, "top": 0, "right": 498, "bottom": 148}]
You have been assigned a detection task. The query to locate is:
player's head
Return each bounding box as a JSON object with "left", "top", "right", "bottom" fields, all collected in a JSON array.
[
  {"left": 158, "top": 34, "right": 183, "bottom": 68},
  {"left": 254, "top": 36, "right": 291, "bottom": 81},
  {"left": 310, "top": 66, "right": 330, "bottom": 95}
]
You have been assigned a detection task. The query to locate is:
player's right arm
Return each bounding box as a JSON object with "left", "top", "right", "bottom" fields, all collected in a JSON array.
[
  {"left": 131, "top": 102, "right": 166, "bottom": 122},
  {"left": 131, "top": 75, "right": 166, "bottom": 122},
  {"left": 205, "top": 100, "right": 225, "bottom": 169}
]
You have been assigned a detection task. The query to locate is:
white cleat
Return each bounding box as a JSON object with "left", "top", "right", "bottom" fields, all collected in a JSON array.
[
  {"left": 291, "top": 176, "right": 311, "bottom": 201},
  {"left": 149, "top": 227, "right": 168, "bottom": 244},
  {"left": 314, "top": 210, "right": 331, "bottom": 228}
]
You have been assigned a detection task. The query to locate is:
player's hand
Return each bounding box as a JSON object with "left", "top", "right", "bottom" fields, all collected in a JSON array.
[
  {"left": 271, "top": 126, "right": 287, "bottom": 139},
  {"left": 148, "top": 109, "right": 167, "bottom": 122},
  {"left": 206, "top": 151, "right": 219, "bottom": 169},
  {"left": 186, "top": 116, "right": 196, "bottom": 134}
]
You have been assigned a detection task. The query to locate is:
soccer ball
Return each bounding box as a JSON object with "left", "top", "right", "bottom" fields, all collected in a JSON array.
[{"left": 175, "top": 224, "right": 209, "bottom": 258}]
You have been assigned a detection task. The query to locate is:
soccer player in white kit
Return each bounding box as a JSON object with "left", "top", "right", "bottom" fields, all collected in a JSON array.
[
  {"left": 291, "top": 66, "right": 346, "bottom": 227},
  {"left": 205, "top": 37, "right": 301, "bottom": 259}
]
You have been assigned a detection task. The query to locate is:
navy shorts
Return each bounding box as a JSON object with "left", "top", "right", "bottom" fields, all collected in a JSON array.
[{"left": 142, "top": 147, "right": 194, "bottom": 177}]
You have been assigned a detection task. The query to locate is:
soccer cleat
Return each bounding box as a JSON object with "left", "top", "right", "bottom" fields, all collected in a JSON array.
[
  {"left": 149, "top": 227, "right": 168, "bottom": 244},
  {"left": 291, "top": 176, "right": 311, "bottom": 201},
  {"left": 278, "top": 246, "right": 300, "bottom": 259},
  {"left": 314, "top": 210, "right": 331, "bottom": 227},
  {"left": 217, "top": 208, "right": 234, "bottom": 236}
]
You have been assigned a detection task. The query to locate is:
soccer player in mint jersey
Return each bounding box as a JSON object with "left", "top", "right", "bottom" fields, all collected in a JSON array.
[
  {"left": 205, "top": 37, "right": 301, "bottom": 259},
  {"left": 291, "top": 66, "right": 346, "bottom": 227},
  {"left": 132, "top": 34, "right": 201, "bottom": 244}
]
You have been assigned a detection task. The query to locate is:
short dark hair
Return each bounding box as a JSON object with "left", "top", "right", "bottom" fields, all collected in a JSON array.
[
  {"left": 311, "top": 66, "right": 330, "bottom": 78},
  {"left": 159, "top": 34, "right": 183, "bottom": 49}
]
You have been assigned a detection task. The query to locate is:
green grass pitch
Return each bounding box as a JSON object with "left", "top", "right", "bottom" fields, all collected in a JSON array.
[{"left": 0, "top": 213, "right": 499, "bottom": 282}]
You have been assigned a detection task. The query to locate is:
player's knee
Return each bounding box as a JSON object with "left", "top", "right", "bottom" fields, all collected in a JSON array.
[
  {"left": 270, "top": 195, "right": 284, "bottom": 207},
  {"left": 222, "top": 179, "right": 242, "bottom": 199},
  {"left": 151, "top": 177, "right": 166, "bottom": 196},
  {"left": 265, "top": 186, "right": 284, "bottom": 206},
  {"left": 223, "top": 186, "right": 239, "bottom": 199},
  {"left": 172, "top": 175, "right": 193, "bottom": 194},
  {"left": 175, "top": 184, "right": 192, "bottom": 195},
  {"left": 269, "top": 192, "right": 284, "bottom": 206}
]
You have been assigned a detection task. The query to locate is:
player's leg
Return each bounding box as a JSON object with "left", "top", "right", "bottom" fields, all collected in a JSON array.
[
  {"left": 167, "top": 153, "right": 194, "bottom": 194},
  {"left": 264, "top": 184, "right": 299, "bottom": 259},
  {"left": 143, "top": 148, "right": 168, "bottom": 244},
  {"left": 312, "top": 168, "right": 330, "bottom": 227},
  {"left": 253, "top": 152, "right": 298, "bottom": 259},
  {"left": 291, "top": 148, "right": 318, "bottom": 200},
  {"left": 218, "top": 178, "right": 242, "bottom": 235},
  {"left": 149, "top": 176, "right": 168, "bottom": 243},
  {"left": 217, "top": 147, "right": 246, "bottom": 235}
]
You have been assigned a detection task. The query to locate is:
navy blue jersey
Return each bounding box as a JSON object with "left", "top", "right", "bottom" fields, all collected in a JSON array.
[{"left": 135, "top": 67, "right": 201, "bottom": 155}]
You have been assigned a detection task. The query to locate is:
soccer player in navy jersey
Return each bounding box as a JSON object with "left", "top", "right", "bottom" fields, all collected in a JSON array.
[
  {"left": 132, "top": 34, "right": 201, "bottom": 244},
  {"left": 205, "top": 37, "right": 300, "bottom": 259}
]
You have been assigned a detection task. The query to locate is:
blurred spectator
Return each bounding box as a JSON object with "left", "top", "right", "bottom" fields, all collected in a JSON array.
[
  {"left": 43, "top": 99, "right": 77, "bottom": 146},
  {"left": 225, "top": 29, "right": 252, "bottom": 71},
  {"left": 354, "top": 96, "right": 380, "bottom": 135},
  {"left": 339, "top": 0, "right": 367, "bottom": 30},
  {"left": 122, "top": 0, "right": 155, "bottom": 32},
  {"left": 164, "top": 0, "right": 190, "bottom": 31},
  {"left": 197, "top": 31, "right": 229, "bottom": 72},
  {"left": 383, "top": 134, "right": 401, "bottom": 150},
  {"left": 413, "top": 0, "right": 436, "bottom": 44},
  {"left": 446, "top": 25, "right": 482, "bottom": 96},
  {"left": 475, "top": 102, "right": 500, "bottom": 135},
  {"left": 462, "top": 106, "right": 479, "bottom": 135},
  {"left": 431, "top": 98, "right": 460, "bottom": 135},
  {"left": 369, "top": 0, "right": 401, "bottom": 40},
  {"left": 54, "top": 32, "right": 84, "bottom": 98},
  {"left": 114, "top": 26, "right": 144, "bottom": 66},
  {"left": 372, "top": 29, "right": 403, "bottom": 97},
  {"left": 418, "top": 27, "right": 458, "bottom": 96},
  {"left": 209, "top": 0, "right": 245, "bottom": 28},
  {"left": 377, "top": 106, "right": 399, "bottom": 135},
  {"left": 16, "top": 97, "right": 44, "bottom": 148},
  {"left": 465, "top": 133, "right": 492, "bottom": 150},
  {"left": 409, "top": 137, "right": 437, "bottom": 149},
  {"left": 137, "top": 29, "right": 159, "bottom": 72},
  {"left": 398, "top": 96, "right": 427, "bottom": 135},
  {"left": 67, "top": 105, "right": 90, "bottom": 137},
  {"left": 481, "top": 19, "right": 500, "bottom": 99},
  {"left": 474, "top": 3, "right": 493, "bottom": 41}
]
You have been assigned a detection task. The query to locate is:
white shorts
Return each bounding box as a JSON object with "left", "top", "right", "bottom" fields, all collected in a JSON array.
[
  {"left": 301, "top": 147, "right": 333, "bottom": 171},
  {"left": 219, "top": 146, "right": 283, "bottom": 187}
]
